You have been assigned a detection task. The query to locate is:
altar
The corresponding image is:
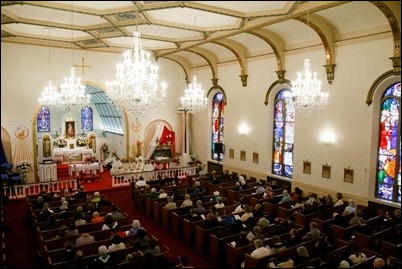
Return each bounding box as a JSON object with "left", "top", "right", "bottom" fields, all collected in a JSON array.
[
  {"left": 69, "top": 162, "right": 103, "bottom": 176},
  {"left": 52, "top": 147, "right": 93, "bottom": 163}
]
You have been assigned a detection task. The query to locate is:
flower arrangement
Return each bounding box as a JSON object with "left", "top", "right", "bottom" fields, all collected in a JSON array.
[
  {"left": 16, "top": 160, "right": 31, "bottom": 171},
  {"left": 53, "top": 138, "right": 67, "bottom": 148},
  {"left": 76, "top": 136, "right": 88, "bottom": 147}
]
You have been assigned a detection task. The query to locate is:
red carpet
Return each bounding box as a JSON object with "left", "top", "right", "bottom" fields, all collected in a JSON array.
[
  {"left": 57, "top": 163, "right": 113, "bottom": 193},
  {"left": 56, "top": 163, "right": 70, "bottom": 179}
]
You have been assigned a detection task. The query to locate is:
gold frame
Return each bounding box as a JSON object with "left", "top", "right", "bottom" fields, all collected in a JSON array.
[
  {"left": 303, "top": 160, "right": 311, "bottom": 174},
  {"left": 322, "top": 164, "right": 331, "bottom": 179},
  {"left": 240, "top": 150, "right": 246, "bottom": 161},
  {"left": 344, "top": 167, "right": 354, "bottom": 183},
  {"left": 253, "top": 152, "right": 259, "bottom": 164},
  {"left": 229, "top": 148, "right": 234, "bottom": 159}
]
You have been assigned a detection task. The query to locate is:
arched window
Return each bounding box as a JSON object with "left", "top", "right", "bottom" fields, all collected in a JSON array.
[
  {"left": 37, "top": 106, "right": 50, "bottom": 132},
  {"left": 211, "top": 92, "right": 225, "bottom": 161},
  {"left": 81, "top": 106, "right": 93, "bottom": 131},
  {"left": 376, "top": 82, "right": 401, "bottom": 202},
  {"left": 272, "top": 89, "right": 294, "bottom": 178}
]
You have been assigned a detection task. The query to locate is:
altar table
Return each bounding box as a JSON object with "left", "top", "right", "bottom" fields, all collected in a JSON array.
[
  {"left": 69, "top": 162, "right": 103, "bottom": 176},
  {"left": 52, "top": 148, "right": 93, "bottom": 163}
]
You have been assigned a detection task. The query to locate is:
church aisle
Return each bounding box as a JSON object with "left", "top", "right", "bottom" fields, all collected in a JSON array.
[{"left": 3, "top": 199, "right": 42, "bottom": 268}]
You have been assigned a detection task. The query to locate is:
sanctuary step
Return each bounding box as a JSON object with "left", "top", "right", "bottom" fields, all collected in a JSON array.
[{"left": 56, "top": 164, "right": 70, "bottom": 180}]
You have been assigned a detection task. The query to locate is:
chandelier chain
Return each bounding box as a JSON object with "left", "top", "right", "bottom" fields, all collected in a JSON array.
[
  {"left": 288, "top": 3, "right": 328, "bottom": 117},
  {"left": 37, "top": 1, "right": 90, "bottom": 111},
  {"left": 180, "top": 15, "right": 208, "bottom": 113}
]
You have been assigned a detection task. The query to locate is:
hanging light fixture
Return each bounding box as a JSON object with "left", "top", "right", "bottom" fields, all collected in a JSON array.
[
  {"left": 289, "top": 6, "right": 328, "bottom": 117},
  {"left": 38, "top": 28, "right": 61, "bottom": 107},
  {"left": 180, "top": 16, "right": 208, "bottom": 113},
  {"left": 56, "top": 1, "right": 90, "bottom": 112},
  {"left": 106, "top": 23, "right": 167, "bottom": 119}
]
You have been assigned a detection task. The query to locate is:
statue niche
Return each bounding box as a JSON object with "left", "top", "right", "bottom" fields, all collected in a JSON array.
[{"left": 42, "top": 134, "right": 52, "bottom": 160}]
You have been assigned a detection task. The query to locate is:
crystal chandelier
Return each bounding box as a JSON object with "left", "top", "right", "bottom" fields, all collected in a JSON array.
[
  {"left": 38, "top": 4, "right": 90, "bottom": 112},
  {"left": 181, "top": 75, "right": 208, "bottom": 113},
  {"left": 289, "top": 7, "right": 328, "bottom": 117},
  {"left": 180, "top": 16, "right": 208, "bottom": 113},
  {"left": 106, "top": 30, "right": 167, "bottom": 119},
  {"left": 290, "top": 58, "right": 328, "bottom": 116},
  {"left": 59, "top": 66, "right": 90, "bottom": 112}
]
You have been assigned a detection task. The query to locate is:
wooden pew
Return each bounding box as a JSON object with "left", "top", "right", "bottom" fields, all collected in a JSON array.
[
  {"left": 117, "top": 252, "right": 166, "bottom": 269},
  {"left": 262, "top": 196, "right": 291, "bottom": 219},
  {"left": 293, "top": 204, "right": 346, "bottom": 228},
  {"left": 209, "top": 233, "right": 239, "bottom": 267},
  {"left": 331, "top": 215, "right": 385, "bottom": 247},
  {"left": 226, "top": 183, "right": 259, "bottom": 204},
  {"left": 162, "top": 206, "right": 190, "bottom": 233},
  {"left": 43, "top": 224, "right": 132, "bottom": 251},
  {"left": 170, "top": 200, "right": 217, "bottom": 239},
  {"left": 354, "top": 223, "right": 401, "bottom": 253},
  {"left": 182, "top": 218, "right": 206, "bottom": 247},
  {"left": 40, "top": 216, "right": 129, "bottom": 240},
  {"left": 312, "top": 211, "right": 354, "bottom": 236},
  {"left": 243, "top": 235, "right": 325, "bottom": 268}
]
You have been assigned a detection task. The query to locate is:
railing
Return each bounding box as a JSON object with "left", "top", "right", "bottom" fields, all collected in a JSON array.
[
  {"left": 2, "top": 166, "right": 198, "bottom": 199},
  {"left": 111, "top": 166, "right": 198, "bottom": 187},
  {"left": 2, "top": 179, "right": 78, "bottom": 199}
]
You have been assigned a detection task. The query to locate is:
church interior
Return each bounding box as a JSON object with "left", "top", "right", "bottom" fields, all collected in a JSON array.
[{"left": 1, "top": 1, "right": 401, "bottom": 268}]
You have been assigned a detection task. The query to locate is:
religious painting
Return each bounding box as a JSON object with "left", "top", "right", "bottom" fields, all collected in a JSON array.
[
  {"left": 303, "top": 160, "right": 311, "bottom": 174},
  {"left": 344, "top": 167, "right": 354, "bottom": 183},
  {"left": 229, "top": 148, "right": 234, "bottom": 159},
  {"left": 322, "top": 164, "right": 331, "bottom": 179},
  {"left": 253, "top": 152, "right": 259, "bottom": 164},
  {"left": 240, "top": 150, "right": 246, "bottom": 161},
  {"left": 65, "top": 121, "right": 75, "bottom": 138}
]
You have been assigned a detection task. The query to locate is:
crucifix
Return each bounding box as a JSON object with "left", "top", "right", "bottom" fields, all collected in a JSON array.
[
  {"left": 177, "top": 107, "right": 191, "bottom": 166},
  {"left": 75, "top": 57, "right": 92, "bottom": 75}
]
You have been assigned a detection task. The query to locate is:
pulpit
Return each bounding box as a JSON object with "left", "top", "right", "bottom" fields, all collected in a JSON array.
[{"left": 38, "top": 162, "right": 57, "bottom": 182}]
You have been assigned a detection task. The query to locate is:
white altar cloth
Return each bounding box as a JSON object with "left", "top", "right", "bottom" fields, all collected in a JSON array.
[
  {"left": 52, "top": 147, "right": 93, "bottom": 163},
  {"left": 69, "top": 162, "right": 103, "bottom": 176}
]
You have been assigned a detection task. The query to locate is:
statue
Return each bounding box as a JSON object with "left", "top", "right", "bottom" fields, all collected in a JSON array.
[{"left": 136, "top": 140, "right": 143, "bottom": 157}]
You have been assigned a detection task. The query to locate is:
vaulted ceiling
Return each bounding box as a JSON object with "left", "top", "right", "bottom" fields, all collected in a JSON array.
[{"left": 1, "top": 1, "right": 400, "bottom": 85}]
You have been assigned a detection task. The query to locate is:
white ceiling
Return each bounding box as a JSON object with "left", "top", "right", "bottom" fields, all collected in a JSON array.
[{"left": 1, "top": 1, "right": 400, "bottom": 82}]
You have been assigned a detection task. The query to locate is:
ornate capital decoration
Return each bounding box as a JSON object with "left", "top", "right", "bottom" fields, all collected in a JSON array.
[
  {"left": 275, "top": 70, "right": 286, "bottom": 83},
  {"left": 389, "top": 56, "right": 401, "bottom": 75},
  {"left": 323, "top": 64, "right": 336, "bottom": 84},
  {"left": 239, "top": 74, "right": 248, "bottom": 87}
]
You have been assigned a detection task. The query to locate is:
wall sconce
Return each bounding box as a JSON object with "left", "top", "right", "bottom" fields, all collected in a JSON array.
[
  {"left": 320, "top": 129, "right": 336, "bottom": 145},
  {"left": 238, "top": 123, "right": 250, "bottom": 136}
]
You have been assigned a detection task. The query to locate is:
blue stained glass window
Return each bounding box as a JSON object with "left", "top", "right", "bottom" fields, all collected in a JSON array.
[
  {"left": 81, "top": 106, "right": 93, "bottom": 131},
  {"left": 376, "top": 82, "right": 401, "bottom": 202},
  {"left": 37, "top": 106, "right": 50, "bottom": 132},
  {"left": 272, "top": 90, "right": 294, "bottom": 178},
  {"left": 212, "top": 92, "right": 225, "bottom": 161}
]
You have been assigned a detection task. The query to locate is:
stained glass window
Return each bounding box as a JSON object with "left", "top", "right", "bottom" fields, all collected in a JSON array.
[
  {"left": 81, "top": 106, "right": 93, "bottom": 131},
  {"left": 37, "top": 106, "right": 50, "bottom": 132},
  {"left": 211, "top": 92, "right": 225, "bottom": 161},
  {"left": 376, "top": 82, "right": 401, "bottom": 202},
  {"left": 272, "top": 90, "right": 294, "bottom": 178}
]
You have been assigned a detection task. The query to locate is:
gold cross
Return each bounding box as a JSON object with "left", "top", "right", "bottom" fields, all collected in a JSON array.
[{"left": 75, "top": 57, "right": 92, "bottom": 75}]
